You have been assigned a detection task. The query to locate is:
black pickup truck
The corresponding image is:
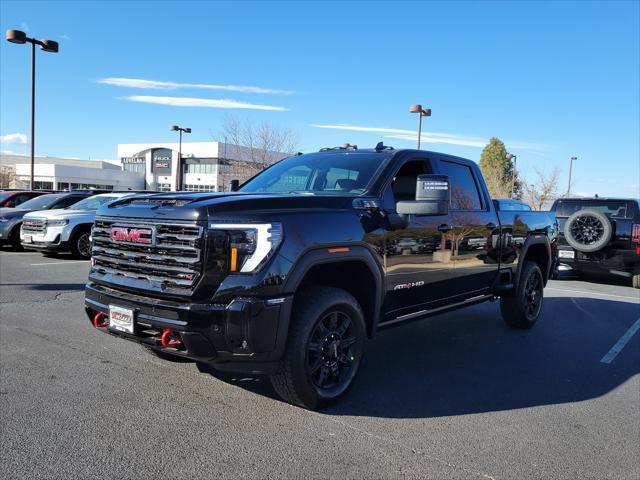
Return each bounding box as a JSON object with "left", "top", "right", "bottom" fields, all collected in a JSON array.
[
  {"left": 84, "top": 145, "right": 558, "bottom": 409},
  {"left": 551, "top": 197, "right": 640, "bottom": 288}
]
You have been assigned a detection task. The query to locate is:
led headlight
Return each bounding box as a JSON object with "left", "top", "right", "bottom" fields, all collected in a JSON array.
[
  {"left": 210, "top": 223, "right": 282, "bottom": 273},
  {"left": 47, "top": 219, "right": 68, "bottom": 226}
]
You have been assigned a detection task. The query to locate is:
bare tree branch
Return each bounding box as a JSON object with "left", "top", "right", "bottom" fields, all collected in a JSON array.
[{"left": 522, "top": 167, "right": 561, "bottom": 210}]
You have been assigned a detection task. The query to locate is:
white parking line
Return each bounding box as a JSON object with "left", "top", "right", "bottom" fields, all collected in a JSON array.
[
  {"left": 600, "top": 317, "right": 640, "bottom": 364},
  {"left": 29, "top": 261, "right": 89, "bottom": 266},
  {"left": 546, "top": 286, "right": 640, "bottom": 301}
]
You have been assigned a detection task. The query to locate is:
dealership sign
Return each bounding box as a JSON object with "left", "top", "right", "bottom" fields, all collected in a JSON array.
[
  {"left": 152, "top": 148, "right": 173, "bottom": 173},
  {"left": 121, "top": 156, "right": 145, "bottom": 164}
]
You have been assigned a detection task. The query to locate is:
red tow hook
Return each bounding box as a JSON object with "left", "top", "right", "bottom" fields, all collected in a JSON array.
[
  {"left": 93, "top": 311, "right": 109, "bottom": 328},
  {"left": 160, "top": 329, "right": 182, "bottom": 348}
]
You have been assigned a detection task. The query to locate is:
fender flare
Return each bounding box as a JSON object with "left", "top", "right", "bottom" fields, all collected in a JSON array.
[
  {"left": 283, "top": 244, "right": 385, "bottom": 336},
  {"left": 515, "top": 235, "right": 552, "bottom": 287}
]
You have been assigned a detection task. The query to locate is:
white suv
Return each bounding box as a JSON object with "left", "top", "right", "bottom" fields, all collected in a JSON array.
[{"left": 21, "top": 192, "right": 135, "bottom": 258}]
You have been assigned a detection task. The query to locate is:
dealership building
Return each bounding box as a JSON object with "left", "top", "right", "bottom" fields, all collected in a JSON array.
[
  {"left": 118, "top": 141, "right": 288, "bottom": 192},
  {"left": 1, "top": 141, "right": 288, "bottom": 192}
]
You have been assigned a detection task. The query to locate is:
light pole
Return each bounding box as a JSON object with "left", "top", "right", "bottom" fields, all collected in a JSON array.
[
  {"left": 409, "top": 104, "right": 432, "bottom": 149},
  {"left": 567, "top": 156, "right": 577, "bottom": 196},
  {"left": 506, "top": 152, "right": 517, "bottom": 198},
  {"left": 170, "top": 125, "right": 191, "bottom": 191},
  {"left": 6, "top": 29, "right": 59, "bottom": 191}
]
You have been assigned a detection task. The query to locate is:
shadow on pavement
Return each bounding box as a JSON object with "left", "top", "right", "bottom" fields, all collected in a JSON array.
[
  {"left": 1, "top": 283, "right": 87, "bottom": 291},
  {"left": 200, "top": 296, "right": 640, "bottom": 417}
]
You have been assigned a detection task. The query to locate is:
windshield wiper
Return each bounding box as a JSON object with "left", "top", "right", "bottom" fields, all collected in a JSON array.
[{"left": 288, "top": 191, "right": 315, "bottom": 195}]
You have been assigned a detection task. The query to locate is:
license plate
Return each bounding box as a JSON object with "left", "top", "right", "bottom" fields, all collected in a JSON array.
[
  {"left": 109, "top": 305, "right": 135, "bottom": 334},
  {"left": 559, "top": 250, "right": 575, "bottom": 259},
  {"left": 24, "top": 235, "right": 33, "bottom": 244}
]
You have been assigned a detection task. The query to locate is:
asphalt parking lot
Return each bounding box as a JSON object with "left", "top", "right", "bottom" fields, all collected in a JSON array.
[{"left": 1, "top": 249, "right": 639, "bottom": 479}]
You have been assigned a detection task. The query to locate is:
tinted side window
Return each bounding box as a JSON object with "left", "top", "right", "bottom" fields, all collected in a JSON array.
[
  {"left": 438, "top": 161, "right": 483, "bottom": 210},
  {"left": 54, "top": 196, "right": 85, "bottom": 209}
]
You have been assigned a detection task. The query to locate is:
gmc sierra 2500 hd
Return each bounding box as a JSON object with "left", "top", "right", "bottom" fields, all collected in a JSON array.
[{"left": 85, "top": 145, "right": 558, "bottom": 409}]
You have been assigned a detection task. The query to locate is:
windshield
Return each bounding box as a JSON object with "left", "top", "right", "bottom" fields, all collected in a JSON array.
[
  {"left": 68, "top": 195, "right": 120, "bottom": 211},
  {"left": 17, "top": 194, "right": 65, "bottom": 210},
  {"left": 555, "top": 200, "right": 632, "bottom": 218},
  {"left": 239, "top": 152, "right": 389, "bottom": 195}
]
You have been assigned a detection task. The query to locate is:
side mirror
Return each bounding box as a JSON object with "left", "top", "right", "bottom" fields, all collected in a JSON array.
[
  {"left": 229, "top": 179, "right": 240, "bottom": 192},
  {"left": 396, "top": 174, "right": 450, "bottom": 216}
]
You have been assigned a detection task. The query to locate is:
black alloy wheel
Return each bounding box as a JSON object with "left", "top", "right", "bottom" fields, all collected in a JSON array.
[
  {"left": 306, "top": 310, "right": 359, "bottom": 392},
  {"left": 522, "top": 266, "right": 543, "bottom": 321},
  {"left": 570, "top": 215, "right": 604, "bottom": 246}
]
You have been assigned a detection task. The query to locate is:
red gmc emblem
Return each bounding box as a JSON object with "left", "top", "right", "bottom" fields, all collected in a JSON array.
[{"left": 110, "top": 226, "right": 153, "bottom": 245}]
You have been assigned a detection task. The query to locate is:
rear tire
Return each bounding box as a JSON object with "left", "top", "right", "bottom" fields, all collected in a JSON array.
[
  {"left": 501, "top": 261, "right": 544, "bottom": 329},
  {"left": 270, "top": 286, "right": 366, "bottom": 410},
  {"left": 70, "top": 227, "right": 91, "bottom": 259}
]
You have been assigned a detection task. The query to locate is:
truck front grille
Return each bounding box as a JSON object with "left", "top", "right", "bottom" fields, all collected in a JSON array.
[
  {"left": 91, "top": 217, "right": 204, "bottom": 294},
  {"left": 22, "top": 219, "right": 47, "bottom": 234}
]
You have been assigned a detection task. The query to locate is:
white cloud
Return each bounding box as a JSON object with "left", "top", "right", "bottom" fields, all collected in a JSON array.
[
  {"left": 99, "top": 77, "right": 293, "bottom": 95},
  {"left": 20, "top": 22, "right": 30, "bottom": 33},
  {"left": 124, "top": 95, "right": 288, "bottom": 111},
  {"left": 0, "top": 133, "right": 28, "bottom": 144},
  {"left": 311, "top": 124, "right": 546, "bottom": 151},
  {"left": 59, "top": 35, "right": 72, "bottom": 41}
]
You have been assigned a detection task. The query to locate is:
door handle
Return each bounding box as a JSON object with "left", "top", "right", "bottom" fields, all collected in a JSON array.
[
  {"left": 437, "top": 224, "right": 451, "bottom": 232},
  {"left": 486, "top": 222, "right": 497, "bottom": 229}
]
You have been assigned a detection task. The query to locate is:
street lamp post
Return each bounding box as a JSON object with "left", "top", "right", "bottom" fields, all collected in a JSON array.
[
  {"left": 409, "top": 104, "right": 432, "bottom": 149},
  {"left": 567, "top": 156, "right": 577, "bottom": 196},
  {"left": 6, "top": 29, "right": 59, "bottom": 191},
  {"left": 506, "top": 152, "right": 518, "bottom": 198},
  {"left": 170, "top": 125, "right": 191, "bottom": 191}
]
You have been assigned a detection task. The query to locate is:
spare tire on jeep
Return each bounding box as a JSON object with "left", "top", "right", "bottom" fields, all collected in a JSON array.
[{"left": 564, "top": 209, "right": 613, "bottom": 253}]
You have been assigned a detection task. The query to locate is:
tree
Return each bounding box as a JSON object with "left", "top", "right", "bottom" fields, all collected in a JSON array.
[
  {"left": 522, "top": 167, "right": 561, "bottom": 211},
  {"left": 479, "top": 137, "right": 521, "bottom": 198},
  {"left": 218, "top": 116, "right": 298, "bottom": 190}
]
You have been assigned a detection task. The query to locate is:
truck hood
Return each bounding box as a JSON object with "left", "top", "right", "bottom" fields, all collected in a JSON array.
[
  {"left": 98, "top": 192, "right": 358, "bottom": 221},
  {"left": 23, "top": 208, "right": 95, "bottom": 220},
  {"left": 0, "top": 207, "right": 35, "bottom": 219}
]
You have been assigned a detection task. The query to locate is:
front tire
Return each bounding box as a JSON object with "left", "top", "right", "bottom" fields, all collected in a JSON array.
[
  {"left": 70, "top": 228, "right": 91, "bottom": 259},
  {"left": 501, "top": 261, "right": 544, "bottom": 329},
  {"left": 270, "top": 287, "right": 366, "bottom": 410}
]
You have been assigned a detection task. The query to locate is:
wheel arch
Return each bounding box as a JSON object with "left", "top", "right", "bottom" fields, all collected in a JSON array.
[
  {"left": 516, "top": 236, "right": 552, "bottom": 287},
  {"left": 283, "top": 245, "right": 384, "bottom": 337}
]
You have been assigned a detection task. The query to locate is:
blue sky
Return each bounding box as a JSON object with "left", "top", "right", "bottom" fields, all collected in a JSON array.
[{"left": 1, "top": 0, "right": 638, "bottom": 197}]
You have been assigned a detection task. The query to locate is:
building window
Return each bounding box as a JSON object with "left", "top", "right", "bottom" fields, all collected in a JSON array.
[
  {"left": 69, "top": 183, "right": 114, "bottom": 191},
  {"left": 33, "top": 181, "right": 54, "bottom": 190},
  {"left": 57, "top": 182, "right": 70, "bottom": 191},
  {"left": 184, "top": 184, "right": 216, "bottom": 192},
  {"left": 123, "top": 163, "right": 145, "bottom": 174},
  {"left": 184, "top": 163, "right": 215, "bottom": 174},
  {"left": 157, "top": 183, "right": 172, "bottom": 192}
]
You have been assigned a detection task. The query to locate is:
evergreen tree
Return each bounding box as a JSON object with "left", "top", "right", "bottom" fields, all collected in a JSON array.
[{"left": 479, "top": 137, "right": 520, "bottom": 198}]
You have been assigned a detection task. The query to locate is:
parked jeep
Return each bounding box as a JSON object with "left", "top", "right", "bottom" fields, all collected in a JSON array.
[
  {"left": 85, "top": 145, "right": 558, "bottom": 409},
  {"left": 551, "top": 197, "right": 640, "bottom": 288}
]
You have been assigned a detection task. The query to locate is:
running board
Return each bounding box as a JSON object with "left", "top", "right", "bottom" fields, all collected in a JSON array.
[{"left": 378, "top": 294, "right": 494, "bottom": 330}]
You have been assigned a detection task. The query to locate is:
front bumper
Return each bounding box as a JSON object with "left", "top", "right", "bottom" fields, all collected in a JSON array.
[
  {"left": 21, "top": 225, "right": 71, "bottom": 252},
  {"left": 84, "top": 282, "right": 293, "bottom": 374}
]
